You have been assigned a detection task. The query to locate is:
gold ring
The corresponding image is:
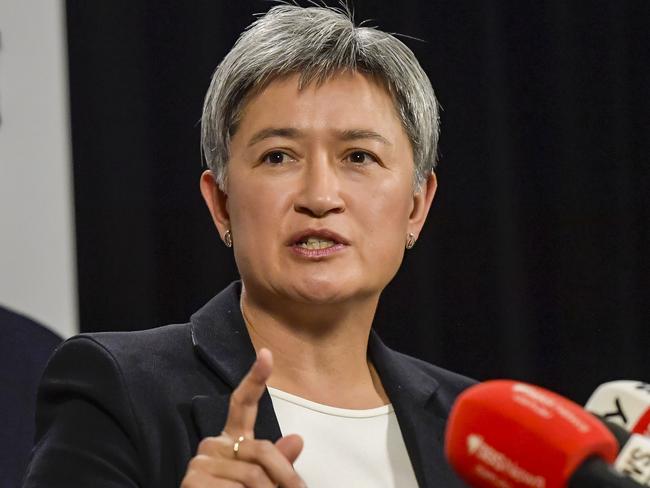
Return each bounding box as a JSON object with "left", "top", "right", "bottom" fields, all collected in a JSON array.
[{"left": 233, "top": 435, "right": 246, "bottom": 458}]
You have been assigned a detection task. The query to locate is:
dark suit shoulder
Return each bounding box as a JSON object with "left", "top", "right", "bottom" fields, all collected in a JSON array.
[
  {"left": 66, "top": 323, "right": 216, "bottom": 406},
  {"left": 77, "top": 322, "right": 191, "bottom": 355},
  {"left": 26, "top": 331, "right": 146, "bottom": 487},
  {"left": 83, "top": 322, "right": 188, "bottom": 354},
  {"left": 397, "top": 350, "right": 476, "bottom": 412},
  {"left": 393, "top": 349, "right": 476, "bottom": 390},
  {"left": 26, "top": 323, "right": 213, "bottom": 487},
  {"left": 369, "top": 331, "right": 476, "bottom": 426},
  {"left": 46, "top": 324, "right": 197, "bottom": 392}
]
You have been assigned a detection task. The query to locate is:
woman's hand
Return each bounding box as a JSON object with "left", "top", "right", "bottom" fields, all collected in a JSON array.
[{"left": 181, "top": 349, "right": 306, "bottom": 487}]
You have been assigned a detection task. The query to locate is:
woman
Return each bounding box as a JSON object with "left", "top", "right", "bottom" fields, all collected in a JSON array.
[{"left": 24, "top": 5, "right": 474, "bottom": 488}]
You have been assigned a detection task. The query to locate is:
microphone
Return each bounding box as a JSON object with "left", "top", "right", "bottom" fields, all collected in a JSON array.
[
  {"left": 445, "top": 380, "right": 640, "bottom": 487},
  {"left": 586, "top": 381, "right": 650, "bottom": 437},
  {"left": 600, "top": 419, "right": 650, "bottom": 484}
]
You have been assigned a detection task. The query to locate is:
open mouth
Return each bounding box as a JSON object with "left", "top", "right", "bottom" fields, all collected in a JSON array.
[
  {"left": 288, "top": 229, "right": 349, "bottom": 257},
  {"left": 296, "top": 237, "right": 337, "bottom": 250}
]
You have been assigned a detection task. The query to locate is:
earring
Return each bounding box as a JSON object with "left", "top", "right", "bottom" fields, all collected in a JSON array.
[
  {"left": 406, "top": 232, "right": 416, "bottom": 250},
  {"left": 223, "top": 229, "right": 233, "bottom": 248}
]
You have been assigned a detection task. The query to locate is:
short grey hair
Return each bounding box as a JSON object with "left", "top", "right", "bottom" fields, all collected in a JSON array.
[{"left": 201, "top": 4, "right": 440, "bottom": 190}]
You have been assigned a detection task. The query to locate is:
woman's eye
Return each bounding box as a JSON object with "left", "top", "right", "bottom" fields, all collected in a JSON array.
[
  {"left": 347, "top": 151, "right": 377, "bottom": 164},
  {"left": 262, "top": 151, "right": 290, "bottom": 165}
]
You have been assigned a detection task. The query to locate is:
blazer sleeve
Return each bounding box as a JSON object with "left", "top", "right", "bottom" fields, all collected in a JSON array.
[{"left": 23, "top": 336, "right": 144, "bottom": 487}]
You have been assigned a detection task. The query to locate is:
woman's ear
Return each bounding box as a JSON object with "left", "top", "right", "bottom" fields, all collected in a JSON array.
[
  {"left": 408, "top": 171, "right": 438, "bottom": 234},
  {"left": 199, "top": 170, "right": 230, "bottom": 239}
]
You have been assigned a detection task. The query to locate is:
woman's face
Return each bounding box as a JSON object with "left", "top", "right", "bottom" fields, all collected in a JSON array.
[{"left": 202, "top": 71, "right": 436, "bottom": 306}]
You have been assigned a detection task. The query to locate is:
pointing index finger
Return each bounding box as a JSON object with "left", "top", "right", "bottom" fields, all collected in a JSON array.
[{"left": 223, "top": 348, "right": 273, "bottom": 439}]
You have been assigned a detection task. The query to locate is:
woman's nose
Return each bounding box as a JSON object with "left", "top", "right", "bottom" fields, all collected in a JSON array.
[{"left": 293, "top": 157, "right": 345, "bottom": 218}]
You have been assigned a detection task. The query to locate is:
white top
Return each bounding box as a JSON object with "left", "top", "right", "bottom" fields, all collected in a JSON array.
[{"left": 268, "top": 387, "right": 419, "bottom": 488}]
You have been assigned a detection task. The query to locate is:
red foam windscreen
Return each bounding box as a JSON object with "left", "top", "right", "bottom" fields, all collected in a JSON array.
[
  {"left": 445, "top": 380, "right": 618, "bottom": 488},
  {"left": 632, "top": 409, "right": 650, "bottom": 436}
]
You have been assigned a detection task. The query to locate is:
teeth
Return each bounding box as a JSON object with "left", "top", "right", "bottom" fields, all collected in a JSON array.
[{"left": 298, "top": 237, "right": 336, "bottom": 249}]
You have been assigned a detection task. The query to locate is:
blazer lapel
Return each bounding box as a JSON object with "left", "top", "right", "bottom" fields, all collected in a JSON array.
[
  {"left": 188, "top": 282, "right": 461, "bottom": 486},
  {"left": 189, "top": 282, "right": 282, "bottom": 442},
  {"left": 191, "top": 392, "right": 281, "bottom": 441},
  {"left": 191, "top": 393, "right": 230, "bottom": 439},
  {"left": 369, "top": 331, "right": 455, "bottom": 488}
]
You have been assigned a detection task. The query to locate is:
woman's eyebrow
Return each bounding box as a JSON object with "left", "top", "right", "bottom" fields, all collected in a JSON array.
[
  {"left": 247, "top": 127, "right": 303, "bottom": 147},
  {"left": 337, "top": 129, "right": 392, "bottom": 146},
  {"left": 248, "top": 127, "right": 392, "bottom": 147}
]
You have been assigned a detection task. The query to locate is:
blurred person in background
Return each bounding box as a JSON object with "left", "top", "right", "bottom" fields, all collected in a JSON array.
[{"left": 0, "top": 306, "right": 60, "bottom": 488}]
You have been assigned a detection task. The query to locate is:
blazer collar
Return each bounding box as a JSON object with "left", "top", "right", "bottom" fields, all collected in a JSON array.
[
  {"left": 190, "top": 282, "right": 451, "bottom": 487},
  {"left": 190, "top": 281, "right": 282, "bottom": 441},
  {"left": 189, "top": 281, "right": 441, "bottom": 399},
  {"left": 368, "top": 331, "right": 440, "bottom": 405},
  {"left": 369, "top": 332, "right": 453, "bottom": 488},
  {"left": 190, "top": 281, "right": 254, "bottom": 389}
]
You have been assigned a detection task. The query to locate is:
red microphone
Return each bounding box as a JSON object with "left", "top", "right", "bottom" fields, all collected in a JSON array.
[{"left": 445, "top": 380, "right": 640, "bottom": 487}]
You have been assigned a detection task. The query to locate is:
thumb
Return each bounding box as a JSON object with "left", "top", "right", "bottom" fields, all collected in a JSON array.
[{"left": 275, "top": 434, "right": 304, "bottom": 464}]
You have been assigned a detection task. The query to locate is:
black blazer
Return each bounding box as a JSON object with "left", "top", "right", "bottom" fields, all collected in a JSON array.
[{"left": 24, "top": 282, "right": 473, "bottom": 487}]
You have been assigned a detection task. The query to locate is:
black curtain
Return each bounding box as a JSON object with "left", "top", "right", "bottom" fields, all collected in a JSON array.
[{"left": 66, "top": 0, "right": 650, "bottom": 404}]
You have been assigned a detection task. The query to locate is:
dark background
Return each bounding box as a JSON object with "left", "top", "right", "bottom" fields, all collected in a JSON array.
[{"left": 66, "top": 0, "right": 650, "bottom": 405}]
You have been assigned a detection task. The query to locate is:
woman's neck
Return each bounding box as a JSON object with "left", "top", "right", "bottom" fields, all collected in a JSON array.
[{"left": 240, "top": 286, "right": 389, "bottom": 409}]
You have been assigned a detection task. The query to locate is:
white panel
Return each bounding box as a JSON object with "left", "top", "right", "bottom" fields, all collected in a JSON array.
[{"left": 0, "top": 0, "right": 77, "bottom": 338}]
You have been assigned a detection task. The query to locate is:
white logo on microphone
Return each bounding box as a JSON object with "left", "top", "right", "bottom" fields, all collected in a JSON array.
[{"left": 467, "top": 434, "right": 546, "bottom": 488}]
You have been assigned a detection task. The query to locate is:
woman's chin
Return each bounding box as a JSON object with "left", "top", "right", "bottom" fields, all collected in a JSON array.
[{"left": 288, "top": 275, "right": 373, "bottom": 305}]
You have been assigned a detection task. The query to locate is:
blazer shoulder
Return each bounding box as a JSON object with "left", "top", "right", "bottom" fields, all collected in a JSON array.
[
  {"left": 400, "top": 351, "right": 476, "bottom": 390},
  {"left": 72, "top": 322, "right": 194, "bottom": 364},
  {"left": 369, "top": 330, "right": 476, "bottom": 408},
  {"left": 383, "top": 346, "right": 477, "bottom": 414},
  {"left": 45, "top": 323, "right": 200, "bottom": 403},
  {"left": 78, "top": 322, "right": 190, "bottom": 346}
]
